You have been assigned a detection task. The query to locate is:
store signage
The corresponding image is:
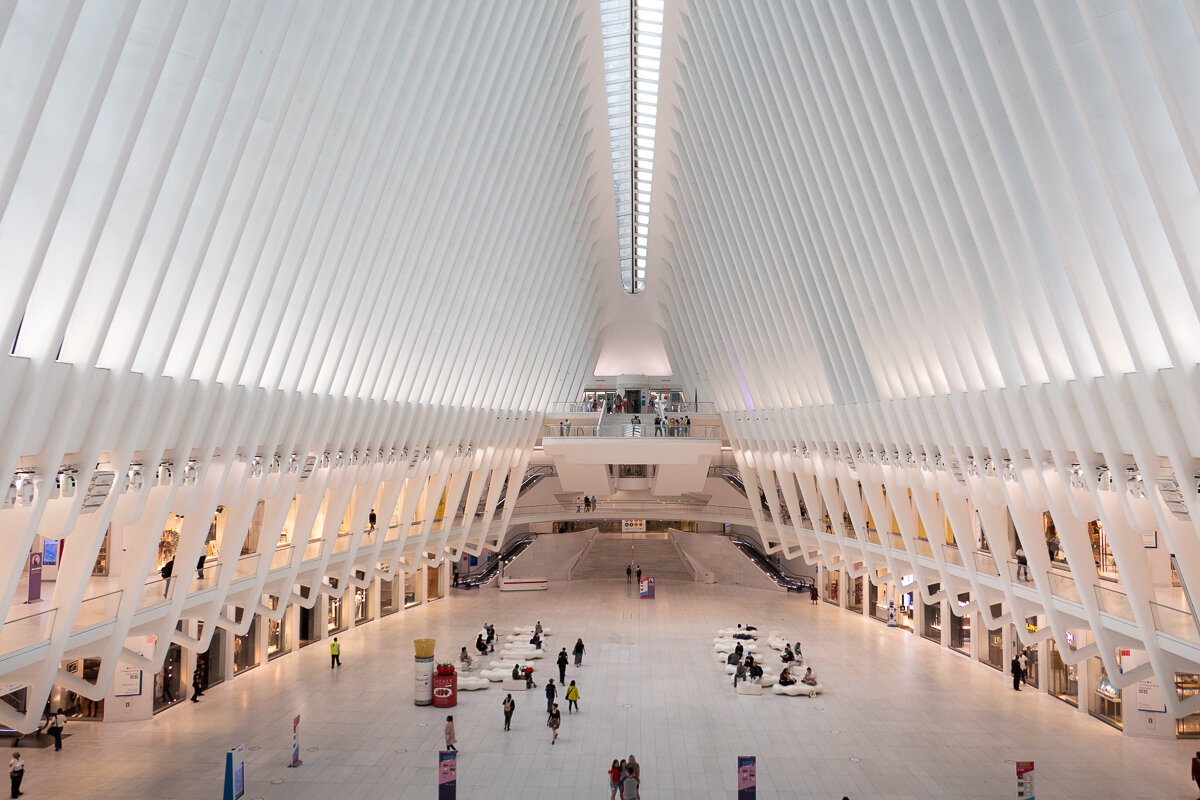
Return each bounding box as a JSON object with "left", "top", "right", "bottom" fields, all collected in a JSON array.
[
  {"left": 26, "top": 552, "right": 41, "bottom": 603},
  {"left": 439, "top": 750, "right": 457, "bottom": 800},
  {"left": 1015, "top": 760, "right": 1034, "bottom": 799},
  {"left": 622, "top": 519, "right": 646, "bottom": 532},
  {"left": 223, "top": 744, "right": 246, "bottom": 800},
  {"left": 41, "top": 540, "right": 58, "bottom": 566},
  {"left": 1135, "top": 679, "right": 1166, "bottom": 712},
  {"left": 640, "top": 577, "right": 655, "bottom": 599},
  {"left": 114, "top": 666, "right": 142, "bottom": 697},
  {"left": 737, "top": 755, "right": 756, "bottom": 799},
  {"left": 290, "top": 714, "right": 302, "bottom": 767},
  {"left": 1025, "top": 622, "right": 1038, "bottom": 633}
]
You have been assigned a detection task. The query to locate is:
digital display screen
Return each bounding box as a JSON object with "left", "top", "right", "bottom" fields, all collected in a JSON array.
[
  {"left": 42, "top": 540, "right": 58, "bottom": 566},
  {"left": 233, "top": 762, "right": 244, "bottom": 799}
]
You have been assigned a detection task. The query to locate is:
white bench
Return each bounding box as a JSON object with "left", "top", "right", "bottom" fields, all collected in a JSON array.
[
  {"left": 458, "top": 676, "right": 490, "bottom": 691},
  {"left": 774, "top": 682, "right": 822, "bottom": 697},
  {"left": 501, "top": 678, "right": 531, "bottom": 691},
  {"left": 736, "top": 682, "right": 763, "bottom": 696}
]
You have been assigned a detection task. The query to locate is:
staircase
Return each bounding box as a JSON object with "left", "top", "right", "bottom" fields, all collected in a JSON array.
[{"left": 571, "top": 535, "right": 694, "bottom": 581}]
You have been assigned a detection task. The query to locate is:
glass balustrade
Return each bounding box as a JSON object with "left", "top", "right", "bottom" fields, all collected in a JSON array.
[
  {"left": 0, "top": 608, "right": 56, "bottom": 658},
  {"left": 1094, "top": 585, "right": 1136, "bottom": 621},
  {"left": 1047, "top": 570, "right": 1082, "bottom": 604},
  {"left": 72, "top": 590, "right": 123, "bottom": 633},
  {"left": 270, "top": 545, "right": 294, "bottom": 570},
  {"left": 1151, "top": 601, "right": 1200, "bottom": 644},
  {"left": 972, "top": 550, "right": 1000, "bottom": 577},
  {"left": 302, "top": 539, "right": 324, "bottom": 562}
]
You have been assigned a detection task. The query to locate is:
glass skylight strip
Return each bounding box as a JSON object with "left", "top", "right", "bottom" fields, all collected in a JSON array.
[{"left": 602, "top": 0, "right": 663, "bottom": 294}]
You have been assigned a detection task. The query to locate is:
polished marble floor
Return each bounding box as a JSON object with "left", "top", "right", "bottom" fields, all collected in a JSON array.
[{"left": 22, "top": 579, "right": 1196, "bottom": 799}]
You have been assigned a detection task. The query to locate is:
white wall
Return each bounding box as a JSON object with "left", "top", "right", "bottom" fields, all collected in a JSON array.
[{"left": 669, "top": 531, "right": 780, "bottom": 591}]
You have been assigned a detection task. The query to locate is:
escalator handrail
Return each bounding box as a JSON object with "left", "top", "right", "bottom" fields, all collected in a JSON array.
[{"left": 726, "top": 534, "right": 814, "bottom": 589}]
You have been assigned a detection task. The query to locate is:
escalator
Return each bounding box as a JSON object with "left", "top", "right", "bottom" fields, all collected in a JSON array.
[
  {"left": 710, "top": 465, "right": 776, "bottom": 515},
  {"left": 726, "top": 533, "right": 814, "bottom": 592},
  {"left": 458, "top": 464, "right": 557, "bottom": 518},
  {"left": 456, "top": 534, "right": 538, "bottom": 588}
]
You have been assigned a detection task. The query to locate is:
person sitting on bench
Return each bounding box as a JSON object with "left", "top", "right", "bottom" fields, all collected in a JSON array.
[
  {"left": 749, "top": 663, "right": 764, "bottom": 682},
  {"left": 726, "top": 651, "right": 740, "bottom": 666},
  {"left": 512, "top": 663, "right": 522, "bottom": 681},
  {"left": 781, "top": 644, "right": 795, "bottom": 663},
  {"left": 734, "top": 643, "right": 744, "bottom": 660},
  {"left": 459, "top": 647, "right": 473, "bottom": 671},
  {"left": 733, "top": 663, "right": 747, "bottom": 686},
  {"left": 778, "top": 668, "right": 796, "bottom": 686},
  {"left": 530, "top": 633, "right": 543, "bottom": 650},
  {"left": 802, "top": 667, "right": 817, "bottom": 686},
  {"left": 476, "top": 635, "right": 489, "bottom": 656}
]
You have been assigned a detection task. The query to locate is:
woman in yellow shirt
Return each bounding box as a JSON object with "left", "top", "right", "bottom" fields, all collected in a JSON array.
[{"left": 565, "top": 680, "right": 580, "bottom": 713}]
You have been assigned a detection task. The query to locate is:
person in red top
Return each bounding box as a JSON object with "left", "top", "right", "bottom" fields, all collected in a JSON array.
[
  {"left": 609, "top": 759, "right": 622, "bottom": 800},
  {"left": 1191, "top": 750, "right": 1200, "bottom": 799}
]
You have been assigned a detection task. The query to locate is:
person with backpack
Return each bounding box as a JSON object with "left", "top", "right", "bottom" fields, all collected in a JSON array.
[
  {"left": 545, "top": 679, "right": 557, "bottom": 713},
  {"left": 502, "top": 694, "right": 515, "bottom": 731}
]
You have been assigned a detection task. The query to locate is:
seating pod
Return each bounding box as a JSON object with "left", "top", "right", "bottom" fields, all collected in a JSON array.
[{"left": 773, "top": 683, "right": 823, "bottom": 697}]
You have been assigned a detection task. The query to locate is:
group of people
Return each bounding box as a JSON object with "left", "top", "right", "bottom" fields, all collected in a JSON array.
[
  {"left": 625, "top": 564, "right": 642, "bottom": 584},
  {"left": 578, "top": 496, "right": 599, "bottom": 513},
  {"left": 651, "top": 415, "right": 691, "bottom": 437},
  {"left": 472, "top": 623, "right": 497, "bottom": 658},
  {"left": 609, "top": 755, "right": 642, "bottom": 800}
]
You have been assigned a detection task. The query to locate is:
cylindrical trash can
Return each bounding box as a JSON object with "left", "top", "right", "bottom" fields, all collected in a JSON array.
[
  {"left": 415, "top": 638, "right": 436, "bottom": 706},
  {"left": 432, "top": 670, "right": 458, "bottom": 708}
]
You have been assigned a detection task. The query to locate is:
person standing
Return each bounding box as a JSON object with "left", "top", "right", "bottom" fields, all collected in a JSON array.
[
  {"left": 1018, "top": 649, "right": 1029, "bottom": 685},
  {"left": 444, "top": 715, "right": 456, "bottom": 751},
  {"left": 573, "top": 638, "right": 586, "bottom": 667},
  {"left": 1011, "top": 653, "right": 1023, "bottom": 691},
  {"left": 565, "top": 680, "right": 579, "bottom": 713},
  {"left": 619, "top": 764, "right": 639, "bottom": 800},
  {"left": 547, "top": 703, "right": 561, "bottom": 745},
  {"left": 545, "top": 679, "right": 557, "bottom": 713},
  {"left": 626, "top": 564, "right": 632, "bottom": 584},
  {"left": 48, "top": 708, "right": 65, "bottom": 751},
  {"left": 810, "top": 584, "right": 819, "bottom": 605},
  {"left": 1191, "top": 750, "right": 1200, "bottom": 799},
  {"left": 196, "top": 552, "right": 207, "bottom": 580},
  {"left": 557, "top": 648, "right": 569, "bottom": 684},
  {"left": 1015, "top": 547, "right": 1029, "bottom": 581},
  {"left": 330, "top": 637, "right": 341, "bottom": 669},
  {"left": 502, "top": 694, "right": 515, "bottom": 731},
  {"left": 609, "top": 759, "right": 623, "bottom": 800},
  {"left": 8, "top": 751, "right": 23, "bottom": 799},
  {"left": 191, "top": 667, "right": 204, "bottom": 702},
  {"left": 636, "top": 565, "right": 642, "bottom": 583},
  {"left": 369, "top": 508, "right": 377, "bottom": 531},
  {"left": 160, "top": 557, "right": 175, "bottom": 596}
]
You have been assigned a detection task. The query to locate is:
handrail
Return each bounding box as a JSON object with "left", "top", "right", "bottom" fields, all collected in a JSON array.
[
  {"left": 543, "top": 423, "right": 722, "bottom": 439},
  {"left": 457, "top": 535, "right": 538, "bottom": 587},
  {"left": 725, "top": 533, "right": 814, "bottom": 590}
]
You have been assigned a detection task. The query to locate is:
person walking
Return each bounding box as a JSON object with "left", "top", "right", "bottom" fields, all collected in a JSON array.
[
  {"left": 503, "top": 694, "right": 515, "bottom": 731},
  {"left": 584, "top": 495, "right": 591, "bottom": 513},
  {"left": 557, "top": 648, "right": 569, "bottom": 684},
  {"left": 369, "top": 508, "right": 377, "bottom": 530},
  {"left": 1016, "top": 547, "right": 1029, "bottom": 581},
  {"left": 1011, "top": 653, "right": 1023, "bottom": 691},
  {"left": 626, "top": 564, "right": 632, "bottom": 584},
  {"left": 547, "top": 703, "right": 561, "bottom": 745},
  {"left": 8, "top": 752, "right": 23, "bottom": 799},
  {"left": 191, "top": 667, "right": 204, "bottom": 702},
  {"left": 573, "top": 638, "right": 586, "bottom": 667},
  {"left": 565, "top": 680, "right": 579, "bottom": 713},
  {"left": 195, "top": 552, "right": 207, "bottom": 580},
  {"left": 330, "top": 637, "right": 341, "bottom": 669},
  {"left": 545, "top": 679, "right": 557, "bottom": 713},
  {"left": 48, "top": 708, "right": 65, "bottom": 751},
  {"left": 444, "top": 715, "right": 456, "bottom": 751},
  {"left": 810, "top": 583, "right": 819, "bottom": 605}
]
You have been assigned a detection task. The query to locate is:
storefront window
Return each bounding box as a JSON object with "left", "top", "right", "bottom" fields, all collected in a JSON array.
[
  {"left": 233, "top": 612, "right": 259, "bottom": 675},
  {"left": 197, "top": 623, "right": 225, "bottom": 689},
  {"left": 869, "top": 580, "right": 888, "bottom": 622},
  {"left": 299, "top": 596, "right": 318, "bottom": 648},
  {"left": 53, "top": 659, "right": 104, "bottom": 719},
  {"left": 92, "top": 526, "right": 110, "bottom": 576},
  {"left": 328, "top": 581, "right": 346, "bottom": 635},
  {"left": 849, "top": 575, "right": 863, "bottom": 613},
  {"left": 1176, "top": 673, "right": 1200, "bottom": 737},
  {"left": 354, "top": 580, "right": 373, "bottom": 625},
  {"left": 949, "top": 594, "right": 971, "bottom": 655},
  {"left": 405, "top": 567, "right": 420, "bottom": 607},
  {"left": 1088, "top": 655, "right": 1122, "bottom": 729},
  {"left": 427, "top": 564, "right": 443, "bottom": 602},
  {"left": 153, "top": 644, "right": 183, "bottom": 713},
  {"left": 266, "top": 596, "right": 290, "bottom": 660},
  {"left": 981, "top": 604, "right": 1004, "bottom": 670},
  {"left": 823, "top": 570, "right": 839, "bottom": 605},
  {"left": 1044, "top": 512, "right": 1066, "bottom": 566},
  {"left": 380, "top": 574, "right": 399, "bottom": 616},
  {"left": 922, "top": 586, "right": 942, "bottom": 643},
  {"left": 897, "top": 576, "right": 914, "bottom": 631},
  {"left": 1089, "top": 520, "right": 1118, "bottom": 579},
  {"left": 1048, "top": 637, "right": 1079, "bottom": 707}
]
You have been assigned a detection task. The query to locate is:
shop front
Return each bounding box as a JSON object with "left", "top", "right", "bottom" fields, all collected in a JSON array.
[
  {"left": 233, "top": 614, "right": 259, "bottom": 675},
  {"left": 266, "top": 596, "right": 290, "bottom": 661},
  {"left": 823, "top": 569, "right": 840, "bottom": 605},
  {"left": 848, "top": 575, "right": 864, "bottom": 613},
  {"left": 427, "top": 564, "right": 443, "bottom": 602},
  {"left": 327, "top": 578, "right": 347, "bottom": 635},
  {"left": 354, "top": 580, "right": 373, "bottom": 625},
  {"left": 921, "top": 585, "right": 942, "bottom": 643},
  {"left": 1048, "top": 636, "right": 1079, "bottom": 707},
  {"left": 380, "top": 574, "right": 400, "bottom": 617},
  {"left": 53, "top": 659, "right": 104, "bottom": 719},
  {"left": 869, "top": 579, "right": 889, "bottom": 623},
  {"left": 896, "top": 575, "right": 915, "bottom": 631},
  {"left": 197, "top": 624, "right": 225, "bottom": 690},
  {"left": 153, "top": 644, "right": 183, "bottom": 713},
  {"left": 1175, "top": 673, "right": 1200, "bottom": 737},
  {"left": 1088, "top": 654, "right": 1122, "bottom": 729},
  {"left": 981, "top": 604, "right": 1004, "bottom": 671},
  {"left": 949, "top": 593, "right": 971, "bottom": 656}
]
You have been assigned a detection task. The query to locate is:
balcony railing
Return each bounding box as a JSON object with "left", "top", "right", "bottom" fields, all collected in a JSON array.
[
  {"left": 543, "top": 423, "right": 722, "bottom": 439},
  {"left": 0, "top": 608, "right": 56, "bottom": 659}
]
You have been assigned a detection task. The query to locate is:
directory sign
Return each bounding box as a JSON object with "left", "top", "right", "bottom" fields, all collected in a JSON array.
[
  {"left": 224, "top": 744, "right": 246, "bottom": 800},
  {"left": 1016, "top": 760, "right": 1034, "bottom": 799},
  {"left": 737, "top": 755, "right": 756, "bottom": 799},
  {"left": 439, "top": 750, "right": 457, "bottom": 800}
]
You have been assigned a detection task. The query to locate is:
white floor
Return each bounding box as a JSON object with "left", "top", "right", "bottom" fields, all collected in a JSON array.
[{"left": 23, "top": 579, "right": 1196, "bottom": 799}]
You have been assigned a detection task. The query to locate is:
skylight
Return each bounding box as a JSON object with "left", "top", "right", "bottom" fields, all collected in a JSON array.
[{"left": 601, "top": 0, "right": 664, "bottom": 294}]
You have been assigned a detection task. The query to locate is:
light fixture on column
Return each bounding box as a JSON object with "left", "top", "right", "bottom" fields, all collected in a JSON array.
[
  {"left": 1001, "top": 460, "right": 1017, "bottom": 482},
  {"left": 1069, "top": 463, "right": 1086, "bottom": 491},
  {"left": 182, "top": 459, "right": 198, "bottom": 485},
  {"left": 1126, "top": 468, "right": 1145, "bottom": 498},
  {"left": 55, "top": 468, "right": 77, "bottom": 498},
  {"left": 1096, "top": 465, "right": 1111, "bottom": 490},
  {"left": 249, "top": 456, "right": 264, "bottom": 479},
  {"left": 157, "top": 460, "right": 173, "bottom": 486},
  {"left": 125, "top": 463, "right": 144, "bottom": 493}
]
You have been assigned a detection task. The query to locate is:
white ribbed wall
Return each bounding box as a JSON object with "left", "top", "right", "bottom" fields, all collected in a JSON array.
[{"left": 655, "top": 0, "right": 1200, "bottom": 713}]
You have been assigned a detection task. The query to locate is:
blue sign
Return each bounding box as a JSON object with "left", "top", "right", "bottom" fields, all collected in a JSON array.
[{"left": 224, "top": 744, "right": 246, "bottom": 800}]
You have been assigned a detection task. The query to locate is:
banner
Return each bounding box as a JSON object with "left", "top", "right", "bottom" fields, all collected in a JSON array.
[
  {"left": 737, "top": 755, "right": 756, "bottom": 799},
  {"left": 622, "top": 519, "right": 646, "bottom": 532},
  {"left": 290, "top": 714, "right": 302, "bottom": 767},
  {"left": 1016, "top": 760, "right": 1034, "bottom": 799},
  {"left": 639, "top": 577, "right": 655, "bottom": 599},
  {"left": 27, "top": 552, "right": 42, "bottom": 603},
  {"left": 438, "top": 750, "right": 457, "bottom": 800}
]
